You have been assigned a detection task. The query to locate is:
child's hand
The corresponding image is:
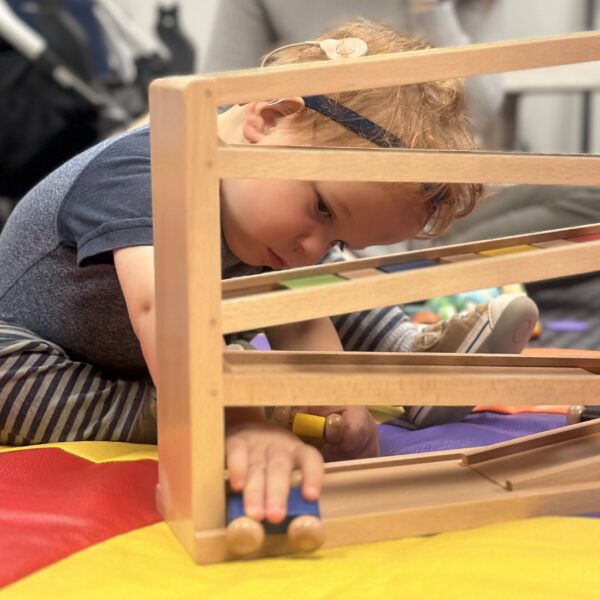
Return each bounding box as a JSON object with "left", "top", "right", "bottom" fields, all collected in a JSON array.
[
  {"left": 323, "top": 406, "right": 380, "bottom": 461},
  {"left": 288, "top": 406, "right": 380, "bottom": 461},
  {"left": 226, "top": 420, "right": 323, "bottom": 524}
]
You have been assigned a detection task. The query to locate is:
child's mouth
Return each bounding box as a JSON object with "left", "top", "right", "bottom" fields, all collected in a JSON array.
[{"left": 266, "top": 248, "right": 288, "bottom": 269}]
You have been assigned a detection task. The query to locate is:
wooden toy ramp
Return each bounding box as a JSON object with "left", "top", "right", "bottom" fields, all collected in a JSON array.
[
  {"left": 210, "top": 420, "right": 600, "bottom": 560},
  {"left": 149, "top": 31, "right": 600, "bottom": 564}
]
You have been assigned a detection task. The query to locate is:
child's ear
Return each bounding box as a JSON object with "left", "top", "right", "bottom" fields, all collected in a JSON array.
[{"left": 242, "top": 97, "right": 305, "bottom": 143}]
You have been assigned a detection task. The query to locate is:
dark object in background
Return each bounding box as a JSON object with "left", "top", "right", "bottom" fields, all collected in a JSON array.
[
  {"left": 0, "top": 46, "right": 99, "bottom": 199},
  {"left": 31, "top": 0, "right": 95, "bottom": 81},
  {"left": 156, "top": 4, "right": 195, "bottom": 75},
  {"left": 0, "top": 0, "right": 195, "bottom": 204},
  {"left": 527, "top": 272, "right": 600, "bottom": 351},
  {"left": 0, "top": 0, "right": 102, "bottom": 199},
  {"left": 566, "top": 405, "right": 600, "bottom": 425}
]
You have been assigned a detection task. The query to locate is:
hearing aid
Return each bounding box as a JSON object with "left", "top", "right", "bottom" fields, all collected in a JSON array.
[{"left": 261, "top": 37, "right": 368, "bottom": 67}]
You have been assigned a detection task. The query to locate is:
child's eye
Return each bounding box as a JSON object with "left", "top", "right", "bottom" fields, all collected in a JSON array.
[{"left": 316, "top": 195, "right": 332, "bottom": 218}]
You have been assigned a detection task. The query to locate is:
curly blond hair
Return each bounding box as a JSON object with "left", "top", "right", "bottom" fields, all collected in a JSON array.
[{"left": 261, "top": 19, "right": 483, "bottom": 238}]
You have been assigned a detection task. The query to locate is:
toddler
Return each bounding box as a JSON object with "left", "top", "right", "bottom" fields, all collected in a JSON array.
[{"left": 0, "top": 20, "right": 484, "bottom": 523}]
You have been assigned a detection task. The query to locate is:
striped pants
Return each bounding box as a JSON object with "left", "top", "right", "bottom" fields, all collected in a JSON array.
[
  {"left": 0, "top": 314, "right": 415, "bottom": 448},
  {"left": 324, "top": 246, "right": 417, "bottom": 354},
  {"left": 0, "top": 321, "right": 156, "bottom": 446}
]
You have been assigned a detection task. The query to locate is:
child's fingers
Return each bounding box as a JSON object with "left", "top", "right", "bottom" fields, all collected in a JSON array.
[
  {"left": 294, "top": 443, "right": 324, "bottom": 501},
  {"left": 242, "top": 447, "right": 268, "bottom": 521},
  {"left": 339, "top": 415, "right": 366, "bottom": 451},
  {"left": 325, "top": 413, "right": 344, "bottom": 444},
  {"left": 264, "top": 445, "right": 294, "bottom": 523},
  {"left": 330, "top": 414, "right": 379, "bottom": 459},
  {"left": 225, "top": 436, "right": 248, "bottom": 491}
]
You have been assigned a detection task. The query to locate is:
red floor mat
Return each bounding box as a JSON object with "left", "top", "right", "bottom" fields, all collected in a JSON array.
[{"left": 0, "top": 447, "right": 160, "bottom": 587}]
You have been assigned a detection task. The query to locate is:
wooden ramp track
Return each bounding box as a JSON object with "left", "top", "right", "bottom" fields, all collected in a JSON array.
[
  {"left": 149, "top": 30, "right": 600, "bottom": 565},
  {"left": 188, "top": 421, "right": 600, "bottom": 563},
  {"left": 223, "top": 351, "right": 600, "bottom": 407},
  {"left": 221, "top": 224, "right": 600, "bottom": 333},
  {"left": 222, "top": 222, "right": 600, "bottom": 296},
  {"left": 218, "top": 145, "right": 600, "bottom": 186},
  {"left": 212, "top": 31, "right": 600, "bottom": 104}
]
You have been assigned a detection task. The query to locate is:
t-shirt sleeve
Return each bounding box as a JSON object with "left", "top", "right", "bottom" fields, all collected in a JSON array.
[{"left": 57, "top": 127, "right": 154, "bottom": 266}]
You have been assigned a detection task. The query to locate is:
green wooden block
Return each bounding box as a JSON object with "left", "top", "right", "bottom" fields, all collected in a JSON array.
[{"left": 280, "top": 274, "right": 344, "bottom": 289}]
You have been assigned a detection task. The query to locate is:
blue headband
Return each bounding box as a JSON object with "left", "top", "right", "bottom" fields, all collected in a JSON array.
[
  {"left": 303, "top": 95, "right": 405, "bottom": 148},
  {"left": 303, "top": 95, "right": 443, "bottom": 206}
]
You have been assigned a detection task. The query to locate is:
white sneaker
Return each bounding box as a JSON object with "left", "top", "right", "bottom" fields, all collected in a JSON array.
[
  {"left": 412, "top": 294, "right": 539, "bottom": 354},
  {"left": 403, "top": 294, "right": 539, "bottom": 428}
]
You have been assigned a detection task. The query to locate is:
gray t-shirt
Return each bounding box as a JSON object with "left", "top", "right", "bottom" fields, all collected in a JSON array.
[{"left": 0, "top": 126, "right": 261, "bottom": 378}]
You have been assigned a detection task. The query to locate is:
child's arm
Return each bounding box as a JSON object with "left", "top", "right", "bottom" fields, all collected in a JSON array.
[
  {"left": 114, "top": 246, "right": 158, "bottom": 381},
  {"left": 266, "top": 318, "right": 380, "bottom": 460},
  {"left": 113, "top": 245, "right": 323, "bottom": 523},
  {"left": 267, "top": 317, "right": 343, "bottom": 352}
]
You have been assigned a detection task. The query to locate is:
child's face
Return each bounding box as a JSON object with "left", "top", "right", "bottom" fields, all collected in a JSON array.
[
  {"left": 220, "top": 177, "right": 429, "bottom": 269},
  {"left": 218, "top": 100, "right": 431, "bottom": 269}
]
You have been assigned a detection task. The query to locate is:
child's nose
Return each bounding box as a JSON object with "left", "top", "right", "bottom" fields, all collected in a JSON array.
[{"left": 296, "top": 230, "right": 331, "bottom": 265}]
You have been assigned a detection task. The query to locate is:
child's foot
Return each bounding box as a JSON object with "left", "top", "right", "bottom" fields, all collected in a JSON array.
[
  {"left": 402, "top": 294, "right": 539, "bottom": 429},
  {"left": 412, "top": 293, "right": 539, "bottom": 354}
]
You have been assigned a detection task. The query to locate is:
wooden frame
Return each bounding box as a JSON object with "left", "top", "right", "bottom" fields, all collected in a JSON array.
[{"left": 149, "top": 32, "right": 600, "bottom": 564}]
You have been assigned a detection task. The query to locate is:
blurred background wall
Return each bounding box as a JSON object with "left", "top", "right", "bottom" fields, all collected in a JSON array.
[
  {"left": 119, "top": 0, "right": 218, "bottom": 52},
  {"left": 119, "top": 0, "right": 599, "bottom": 155},
  {"left": 1, "top": 0, "right": 598, "bottom": 219}
]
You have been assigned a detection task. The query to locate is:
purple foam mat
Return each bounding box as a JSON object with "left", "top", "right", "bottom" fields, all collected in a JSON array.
[
  {"left": 378, "top": 411, "right": 565, "bottom": 456},
  {"left": 378, "top": 412, "right": 600, "bottom": 518}
]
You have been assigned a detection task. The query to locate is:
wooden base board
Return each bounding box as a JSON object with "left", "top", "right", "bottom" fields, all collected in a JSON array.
[
  {"left": 163, "top": 421, "right": 600, "bottom": 564},
  {"left": 176, "top": 469, "right": 600, "bottom": 565}
]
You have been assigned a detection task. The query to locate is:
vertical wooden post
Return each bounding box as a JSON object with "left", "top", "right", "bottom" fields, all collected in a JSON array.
[{"left": 150, "top": 76, "right": 225, "bottom": 561}]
